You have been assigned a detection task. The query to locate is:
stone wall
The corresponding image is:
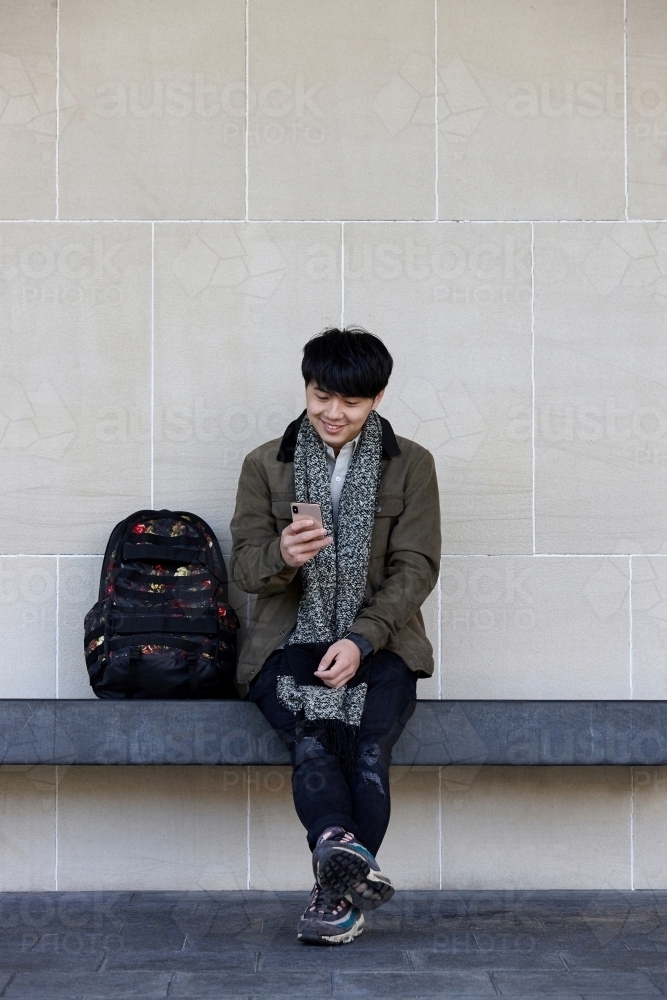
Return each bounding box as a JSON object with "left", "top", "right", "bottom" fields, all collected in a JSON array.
[{"left": 1, "top": 0, "right": 666, "bottom": 890}]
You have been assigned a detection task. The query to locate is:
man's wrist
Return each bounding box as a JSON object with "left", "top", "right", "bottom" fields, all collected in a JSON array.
[{"left": 343, "top": 631, "right": 374, "bottom": 663}]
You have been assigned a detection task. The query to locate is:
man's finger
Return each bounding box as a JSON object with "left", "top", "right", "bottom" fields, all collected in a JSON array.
[
  {"left": 288, "top": 521, "right": 326, "bottom": 537},
  {"left": 293, "top": 543, "right": 331, "bottom": 562},
  {"left": 317, "top": 647, "right": 337, "bottom": 670},
  {"left": 291, "top": 535, "right": 331, "bottom": 551},
  {"left": 289, "top": 532, "right": 330, "bottom": 549}
]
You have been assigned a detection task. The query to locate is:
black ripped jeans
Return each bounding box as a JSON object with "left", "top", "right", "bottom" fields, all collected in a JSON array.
[{"left": 247, "top": 647, "right": 417, "bottom": 856}]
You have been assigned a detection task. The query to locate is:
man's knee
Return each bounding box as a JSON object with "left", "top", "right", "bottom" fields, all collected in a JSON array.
[
  {"left": 291, "top": 734, "right": 332, "bottom": 769},
  {"left": 352, "top": 737, "right": 391, "bottom": 794}
]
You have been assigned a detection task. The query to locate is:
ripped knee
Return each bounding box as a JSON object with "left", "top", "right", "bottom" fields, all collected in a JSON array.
[
  {"left": 292, "top": 735, "right": 330, "bottom": 769},
  {"left": 354, "top": 741, "right": 389, "bottom": 796},
  {"left": 360, "top": 769, "right": 386, "bottom": 796}
]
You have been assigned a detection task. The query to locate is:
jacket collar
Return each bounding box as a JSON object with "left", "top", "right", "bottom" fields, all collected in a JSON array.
[{"left": 277, "top": 410, "right": 401, "bottom": 463}]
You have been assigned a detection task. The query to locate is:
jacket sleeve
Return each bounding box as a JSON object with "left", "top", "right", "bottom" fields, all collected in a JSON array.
[
  {"left": 349, "top": 450, "right": 441, "bottom": 653},
  {"left": 229, "top": 453, "right": 299, "bottom": 596}
]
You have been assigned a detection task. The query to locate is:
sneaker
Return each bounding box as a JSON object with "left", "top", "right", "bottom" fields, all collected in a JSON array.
[
  {"left": 312, "top": 826, "right": 395, "bottom": 911},
  {"left": 297, "top": 884, "right": 364, "bottom": 945}
]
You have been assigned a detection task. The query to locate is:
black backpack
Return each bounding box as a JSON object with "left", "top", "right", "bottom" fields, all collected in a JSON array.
[{"left": 84, "top": 509, "right": 239, "bottom": 699}]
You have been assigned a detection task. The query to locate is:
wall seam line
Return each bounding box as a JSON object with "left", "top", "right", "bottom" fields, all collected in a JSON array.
[
  {"left": 1, "top": 552, "right": 660, "bottom": 559},
  {"left": 55, "top": 555, "right": 60, "bottom": 699},
  {"left": 438, "top": 765, "right": 442, "bottom": 890},
  {"left": 246, "top": 766, "right": 251, "bottom": 890},
  {"left": 530, "top": 222, "right": 536, "bottom": 555},
  {"left": 150, "top": 221, "right": 155, "bottom": 508},
  {"left": 0, "top": 554, "right": 104, "bottom": 558},
  {"left": 340, "top": 222, "right": 345, "bottom": 327},
  {"left": 245, "top": 0, "right": 249, "bottom": 223},
  {"left": 437, "top": 571, "right": 442, "bottom": 700},
  {"left": 629, "top": 555, "right": 633, "bottom": 699},
  {"left": 55, "top": 0, "right": 60, "bottom": 219},
  {"left": 434, "top": 0, "right": 438, "bottom": 222},
  {"left": 630, "top": 764, "right": 635, "bottom": 890},
  {"left": 55, "top": 764, "right": 59, "bottom": 891},
  {"left": 6, "top": 218, "right": 667, "bottom": 225},
  {"left": 438, "top": 553, "right": 666, "bottom": 558},
  {"left": 624, "top": 0, "right": 629, "bottom": 221}
]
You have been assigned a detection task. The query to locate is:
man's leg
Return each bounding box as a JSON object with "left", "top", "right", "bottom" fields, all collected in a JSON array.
[
  {"left": 248, "top": 650, "right": 366, "bottom": 945},
  {"left": 247, "top": 649, "right": 360, "bottom": 849},
  {"left": 310, "top": 650, "right": 417, "bottom": 910},
  {"left": 349, "top": 649, "right": 418, "bottom": 856}
]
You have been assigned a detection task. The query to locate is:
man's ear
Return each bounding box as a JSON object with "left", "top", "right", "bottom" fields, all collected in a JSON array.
[{"left": 371, "top": 388, "right": 385, "bottom": 409}]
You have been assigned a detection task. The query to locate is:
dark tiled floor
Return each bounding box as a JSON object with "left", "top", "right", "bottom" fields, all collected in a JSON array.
[{"left": 1, "top": 890, "right": 667, "bottom": 997}]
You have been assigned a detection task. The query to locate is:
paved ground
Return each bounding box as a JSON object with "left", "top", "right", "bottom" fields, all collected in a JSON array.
[{"left": 1, "top": 890, "right": 667, "bottom": 997}]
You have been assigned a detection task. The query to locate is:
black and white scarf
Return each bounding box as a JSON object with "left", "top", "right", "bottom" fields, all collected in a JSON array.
[{"left": 277, "top": 410, "right": 383, "bottom": 762}]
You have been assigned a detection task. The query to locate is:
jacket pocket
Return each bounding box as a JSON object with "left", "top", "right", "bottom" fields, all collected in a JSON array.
[
  {"left": 370, "top": 495, "right": 404, "bottom": 558},
  {"left": 271, "top": 500, "right": 294, "bottom": 526},
  {"left": 373, "top": 496, "right": 404, "bottom": 518}
]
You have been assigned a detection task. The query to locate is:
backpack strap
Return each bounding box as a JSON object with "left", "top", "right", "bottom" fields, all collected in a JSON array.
[
  {"left": 107, "top": 634, "right": 206, "bottom": 655},
  {"left": 114, "top": 583, "right": 212, "bottom": 603},
  {"left": 107, "top": 612, "right": 218, "bottom": 635},
  {"left": 187, "top": 651, "right": 199, "bottom": 698},
  {"left": 124, "top": 647, "right": 141, "bottom": 700},
  {"left": 122, "top": 542, "right": 203, "bottom": 563}
]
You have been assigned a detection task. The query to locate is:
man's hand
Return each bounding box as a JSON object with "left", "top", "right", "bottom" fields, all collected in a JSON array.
[
  {"left": 314, "top": 638, "right": 361, "bottom": 689},
  {"left": 280, "top": 519, "right": 332, "bottom": 569}
]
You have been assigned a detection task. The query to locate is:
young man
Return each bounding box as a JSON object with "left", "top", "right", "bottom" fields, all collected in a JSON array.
[{"left": 230, "top": 328, "right": 440, "bottom": 945}]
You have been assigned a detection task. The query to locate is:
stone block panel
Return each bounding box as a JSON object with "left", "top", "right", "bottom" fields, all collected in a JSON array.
[
  {"left": 437, "top": 0, "right": 625, "bottom": 220},
  {"left": 0, "top": 557, "right": 56, "bottom": 698},
  {"left": 153, "top": 222, "right": 341, "bottom": 550},
  {"left": 441, "top": 766, "right": 631, "bottom": 889},
  {"left": 344, "top": 223, "right": 533, "bottom": 554},
  {"left": 0, "top": 222, "right": 151, "bottom": 554},
  {"left": 627, "top": 0, "right": 667, "bottom": 220},
  {"left": 0, "top": 765, "right": 55, "bottom": 890},
  {"left": 0, "top": 0, "right": 57, "bottom": 219},
  {"left": 534, "top": 222, "right": 667, "bottom": 554},
  {"left": 248, "top": 0, "right": 435, "bottom": 219},
  {"left": 56, "top": 766, "right": 247, "bottom": 890},
  {"left": 58, "top": 0, "right": 246, "bottom": 219},
  {"left": 440, "top": 555, "right": 630, "bottom": 699}
]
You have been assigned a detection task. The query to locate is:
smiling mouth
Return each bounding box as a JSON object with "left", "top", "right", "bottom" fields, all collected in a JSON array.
[{"left": 321, "top": 421, "right": 344, "bottom": 433}]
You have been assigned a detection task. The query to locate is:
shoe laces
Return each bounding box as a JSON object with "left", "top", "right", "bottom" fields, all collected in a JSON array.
[
  {"left": 319, "top": 826, "right": 356, "bottom": 846},
  {"left": 307, "top": 883, "right": 349, "bottom": 917}
]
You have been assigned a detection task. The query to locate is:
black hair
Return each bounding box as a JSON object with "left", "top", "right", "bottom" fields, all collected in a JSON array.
[{"left": 301, "top": 327, "right": 393, "bottom": 399}]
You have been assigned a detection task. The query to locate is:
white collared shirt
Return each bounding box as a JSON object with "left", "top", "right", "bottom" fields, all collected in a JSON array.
[{"left": 325, "top": 432, "right": 361, "bottom": 533}]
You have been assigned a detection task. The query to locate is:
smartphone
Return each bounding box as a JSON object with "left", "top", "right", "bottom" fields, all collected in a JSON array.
[{"left": 291, "top": 502, "right": 323, "bottom": 529}]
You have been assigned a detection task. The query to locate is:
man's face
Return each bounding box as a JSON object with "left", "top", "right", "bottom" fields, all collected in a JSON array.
[{"left": 305, "top": 382, "right": 384, "bottom": 450}]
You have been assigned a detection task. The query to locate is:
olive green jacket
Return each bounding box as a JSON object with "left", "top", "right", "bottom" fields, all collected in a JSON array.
[{"left": 229, "top": 412, "right": 441, "bottom": 688}]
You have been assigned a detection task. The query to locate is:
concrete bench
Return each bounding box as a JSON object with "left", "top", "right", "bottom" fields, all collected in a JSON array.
[{"left": 1, "top": 700, "right": 667, "bottom": 766}]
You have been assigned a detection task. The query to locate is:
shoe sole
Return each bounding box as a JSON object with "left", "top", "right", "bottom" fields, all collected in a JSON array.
[
  {"left": 298, "top": 912, "right": 365, "bottom": 945},
  {"left": 315, "top": 845, "right": 394, "bottom": 911}
]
